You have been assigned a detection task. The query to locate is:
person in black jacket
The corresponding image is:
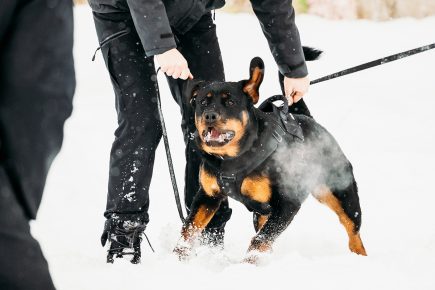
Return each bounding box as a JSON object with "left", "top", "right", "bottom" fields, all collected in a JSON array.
[
  {"left": 0, "top": 0, "right": 75, "bottom": 289},
  {"left": 90, "top": 0, "right": 311, "bottom": 263}
]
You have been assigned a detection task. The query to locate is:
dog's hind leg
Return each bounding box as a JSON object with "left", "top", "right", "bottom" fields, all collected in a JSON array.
[{"left": 313, "top": 182, "right": 367, "bottom": 256}]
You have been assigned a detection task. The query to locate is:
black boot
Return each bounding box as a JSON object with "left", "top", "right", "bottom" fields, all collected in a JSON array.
[{"left": 101, "top": 217, "right": 147, "bottom": 264}]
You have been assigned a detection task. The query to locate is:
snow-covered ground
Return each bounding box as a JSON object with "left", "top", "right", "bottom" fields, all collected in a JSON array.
[{"left": 32, "top": 6, "right": 435, "bottom": 290}]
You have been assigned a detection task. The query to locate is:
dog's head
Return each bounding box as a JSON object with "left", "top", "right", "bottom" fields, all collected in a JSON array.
[{"left": 185, "top": 57, "right": 264, "bottom": 158}]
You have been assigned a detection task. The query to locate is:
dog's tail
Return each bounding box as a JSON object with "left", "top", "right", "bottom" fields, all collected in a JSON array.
[{"left": 303, "top": 46, "right": 322, "bottom": 61}]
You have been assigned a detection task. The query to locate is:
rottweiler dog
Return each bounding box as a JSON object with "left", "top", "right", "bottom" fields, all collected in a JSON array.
[{"left": 174, "top": 51, "right": 367, "bottom": 262}]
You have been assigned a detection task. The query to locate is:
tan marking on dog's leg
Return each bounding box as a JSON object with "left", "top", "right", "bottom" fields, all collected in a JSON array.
[
  {"left": 314, "top": 186, "right": 367, "bottom": 256},
  {"left": 241, "top": 175, "right": 272, "bottom": 203},
  {"left": 248, "top": 240, "right": 272, "bottom": 253},
  {"left": 244, "top": 237, "right": 272, "bottom": 264},
  {"left": 255, "top": 214, "right": 270, "bottom": 232},
  {"left": 199, "top": 165, "right": 219, "bottom": 197},
  {"left": 181, "top": 205, "right": 219, "bottom": 241}
]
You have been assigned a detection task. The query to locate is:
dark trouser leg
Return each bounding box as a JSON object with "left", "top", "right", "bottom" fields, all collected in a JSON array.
[
  {"left": 279, "top": 72, "right": 312, "bottom": 117},
  {"left": 166, "top": 13, "right": 232, "bottom": 235},
  {"left": 93, "top": 12, "right": 162, "bottom": 224},
  {"left": 0, "top": 167, "right": 56, "bottom": 290},
  {"left": 0, "top": 0, "right": 74, "bottom": 287},
  {"left": 0, "top": 0, "right": 75, "bottom": 220}
]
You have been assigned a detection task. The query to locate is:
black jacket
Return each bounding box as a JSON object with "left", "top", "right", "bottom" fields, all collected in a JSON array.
[{"left": 88, "top": 0, "right": 307, "bottom": 78}]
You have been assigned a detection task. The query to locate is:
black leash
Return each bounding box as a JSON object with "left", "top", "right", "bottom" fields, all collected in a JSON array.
[
  {"left": 310, "top": 42, "right": 435, "bottom": 85},
  {"left": 155, "top": 68, "right": 186, "bottom": 223}
]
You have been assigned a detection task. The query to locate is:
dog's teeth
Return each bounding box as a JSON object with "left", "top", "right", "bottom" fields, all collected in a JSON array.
[{"left": 205, "top": 132, "right": 211, "bottom": 142}]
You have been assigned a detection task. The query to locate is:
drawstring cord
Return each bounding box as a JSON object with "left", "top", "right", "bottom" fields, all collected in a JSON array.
[
  {"left": 144, "top": 233, "right": 155, "bottom": 253},
  {"left": 91, "top": 28, "right": 131, "bottom": 61},
  {"left": 108, "top": 224, "right": 154, "bottom": 255}
]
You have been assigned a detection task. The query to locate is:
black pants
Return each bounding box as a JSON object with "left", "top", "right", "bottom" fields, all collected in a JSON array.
[
  {"left": 0, "top": 0, "right": 75, "bottom": 288},
  {"left": 93, "top": 12, "right": 232, "bottom": 228}
]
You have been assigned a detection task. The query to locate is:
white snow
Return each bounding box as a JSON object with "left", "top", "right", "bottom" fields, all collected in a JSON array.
[{"left": 31, "top": 6, "right": 435, "bottom": 290}]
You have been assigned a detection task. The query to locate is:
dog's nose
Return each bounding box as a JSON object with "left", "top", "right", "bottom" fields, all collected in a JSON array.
[{"left": 204, "top": 111, "right": 219, "bottom": 123}]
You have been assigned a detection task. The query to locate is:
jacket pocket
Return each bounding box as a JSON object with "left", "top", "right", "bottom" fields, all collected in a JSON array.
[
  {"left": 97, "top": 28, "right": 131, "bottom": 91},
  {"left": 101, "top": 45, "right": 121, "bottom": 92},
  {"left": 99, "top": 28, "right": 130, "bottom": 48},
  {"left": 100, "top": 28, "right": 149, "bottom": 93}
]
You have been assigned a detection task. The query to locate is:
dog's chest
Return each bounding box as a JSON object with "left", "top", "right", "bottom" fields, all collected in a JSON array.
[
  {"left": 220, "top": 173, "right": 273, "bottom": 215},
  {"left": 199, "top": 164, "right": 273, "bottom": 214}
]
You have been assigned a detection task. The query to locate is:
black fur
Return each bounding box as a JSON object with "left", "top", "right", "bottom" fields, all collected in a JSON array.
[
  {"left": 303, "top": 46, "right": 323, "bottom": 61},
  {"left": 176, "top": 49, "right": 366, "bottom": 258}
]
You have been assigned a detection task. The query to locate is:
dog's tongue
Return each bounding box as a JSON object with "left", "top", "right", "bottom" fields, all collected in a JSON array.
[{"left": 210, "top": 128, "right": 221, "bottom": 139}]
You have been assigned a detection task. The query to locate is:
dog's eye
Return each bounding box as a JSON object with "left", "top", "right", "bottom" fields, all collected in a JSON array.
[
  {"left": 225, "top": 99, "right": 235, "bottom": 106},
  {"left": 200, "top": 99, "right": 208, "bottom": 106}
]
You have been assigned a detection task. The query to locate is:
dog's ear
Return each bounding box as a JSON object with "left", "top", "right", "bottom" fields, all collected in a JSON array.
[
  {"left": 183, "top": 79, "right": 204, "bottom": 107},
  {"left": 243, "top": 57, "right": 264, "bottom": 104}
]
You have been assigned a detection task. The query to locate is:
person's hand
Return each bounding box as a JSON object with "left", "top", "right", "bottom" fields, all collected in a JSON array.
[
  {"left": 155, "top": 48, "right": 193, "bottom": 80},
  {"left": 283, "top": 76, "right": 310, "bottom": 105}
]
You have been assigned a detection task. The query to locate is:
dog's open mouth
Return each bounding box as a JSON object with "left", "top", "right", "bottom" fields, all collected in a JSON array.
[{"left": 202, "top": 127, "right": 235, "bottom": 146}]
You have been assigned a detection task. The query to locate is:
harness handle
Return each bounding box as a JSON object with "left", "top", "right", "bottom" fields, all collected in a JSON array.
[{"left": 258, "top": 94, "right": 289, "bottom": 115}]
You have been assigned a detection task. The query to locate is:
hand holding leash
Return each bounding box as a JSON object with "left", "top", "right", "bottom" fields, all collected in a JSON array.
[
  {"left": 155, "top": 48, "right": 194, "bottom": 80},
  {"left": 283, "top": 75, "right": 310, "bottom": 105}
]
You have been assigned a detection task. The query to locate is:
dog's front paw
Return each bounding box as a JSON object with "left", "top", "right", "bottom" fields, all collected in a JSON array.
[
  {"left": 173, "top": 240, "right": 193, "bottom": 260},
  {"left": 243, "top": 253, "right": 259, "bottom": 265},
  {"left": 242, "top": 249, "right": 272, "bottom": 265}
]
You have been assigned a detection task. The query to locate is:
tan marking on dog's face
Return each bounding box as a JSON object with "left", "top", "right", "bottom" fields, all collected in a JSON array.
[
  {"left": 199, "top": 165, "right": 220, "bottom": 197},
  {"left": 195, "top": 111, "right": 249, "bottom": 157},
  {"left": 255, "top": 214, "right": 270, "bottom": 232},
  {"left": 206, "top": 92, "right": 213, "bottom": 97},
  {"left": 314, "top": 185, "right": 367, "bottom": 256},
  {"left": 195, "top": 115, "right": 206, "bottom": 142},
  {"left": 243, "top": 67, "right": 263, "bottom": 104},
  {"left": 241, "top": 175, "right": 272, "bottom": 203}
]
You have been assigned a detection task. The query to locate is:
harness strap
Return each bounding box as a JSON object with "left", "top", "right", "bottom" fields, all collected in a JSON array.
[{"left": 200, "top": 97, "right": 300, "bottom": 214}]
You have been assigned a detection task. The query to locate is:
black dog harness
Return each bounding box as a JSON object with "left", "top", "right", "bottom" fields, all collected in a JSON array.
[{"left": 198, "top": 95, "right": 304, "bottom": 215}]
